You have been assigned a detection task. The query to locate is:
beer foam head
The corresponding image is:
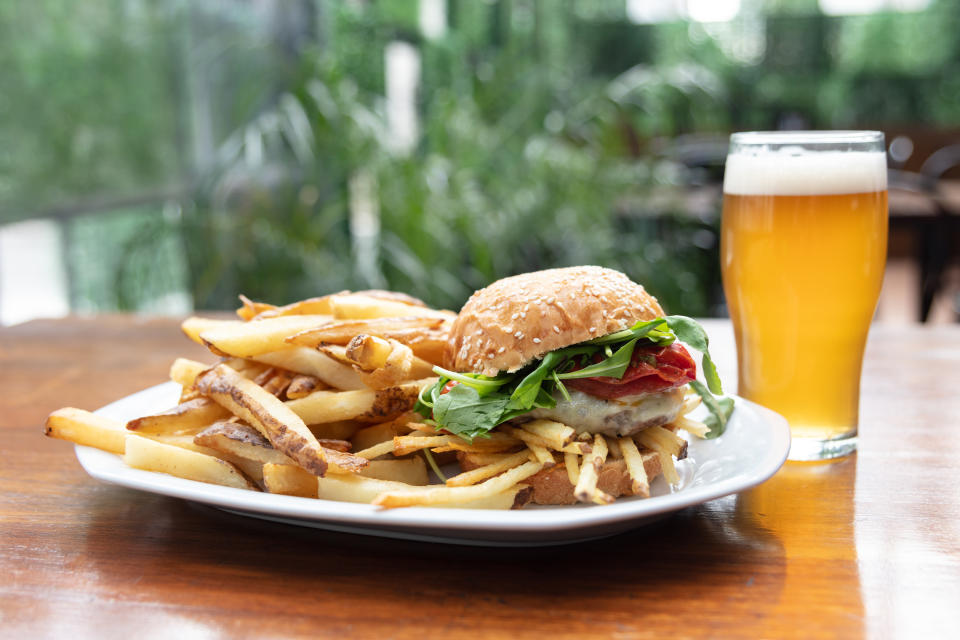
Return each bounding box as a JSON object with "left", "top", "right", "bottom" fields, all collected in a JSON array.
[{"left": 724, "top": 149, "right": 887, "bottom": 196}]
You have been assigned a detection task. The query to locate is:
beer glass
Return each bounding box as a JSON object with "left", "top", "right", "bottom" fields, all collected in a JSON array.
[{"left": 721, "top": 131, "right": 888, "bottom": 460}]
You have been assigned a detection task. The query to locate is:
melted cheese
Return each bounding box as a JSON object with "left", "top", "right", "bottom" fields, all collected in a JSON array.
[{"left": 527, "top": 387, "right": 685, "bottom": 437}]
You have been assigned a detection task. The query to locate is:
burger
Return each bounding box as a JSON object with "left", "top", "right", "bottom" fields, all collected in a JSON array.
[{"left": 415, "top": 266, "right": 732, "bottom": 505}]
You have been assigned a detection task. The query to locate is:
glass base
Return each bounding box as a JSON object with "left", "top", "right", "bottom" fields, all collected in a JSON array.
[{"left": 788, "top": 434, "right": 857, "bottom": 461}]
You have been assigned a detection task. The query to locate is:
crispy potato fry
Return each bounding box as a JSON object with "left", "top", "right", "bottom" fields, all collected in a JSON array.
[
  {"left": 329, "top": 294, "right": 453, "bottom": 320},
  {"left": 169, "top": 358, "right": 211, "bottom": 387},
  {"left": 355, "top": 439, "right": 397, "bottom": 460},
  {"left": 680, "top": 391, "right": 702, "bottom": 415},
  {"left": 286, "top": 317, "right": 444, "bottom": 348},
  {"left": 284, "top": 378, "right": 434, "bottom": 425},
  {"left": 318, "top": 474, "right": 531, "bottom": 509},
  {"left": 360, "top": 458, "right": 428, "bottom": 485},
  {"left": 673, "top": 415, "right": 709, "bottom": 438},
  {"left": 124, "top": 435, "right": 256, "bottom": 490},
  {"left": 286, "top": 374, "right": 326, "bottom": 399},
  {"left": 372, "top": 460, "right": 543, "bottom": 508},
  {"left": 195, "top": 421, "right": 366, "bottom": 474},
  {"left": 389, "top": 328, "right": 448, "bottom": 365},
  {"left": 236, "top": 295, "right": 277, "bottom": 321},
  {"left": 253, "top": 294, "right": 340, "bottom": 321},
  {"left": 574, "top": 434, "right": 613, "bottom": 505},
  {"left": 45, "top": 408, "right": 127, "bottom": 454},
  {"left": 501, "top": 426, "right": 590, "bottom": 455},
  {"left": 194, "top": 364, "right": 328, "bottom": 476},
  {"left": 198, "top": 315, "right": 334, "bottom": 358},
  {"left": 263, "top": 463, "right": 317, "bottom": 497},
  {"left": 253, "top": 347, "right": 365, "bottom": 390},
  {"left": 520, "top": 419, "right": 576, "bottom": 450},
  {"left": 636, "top": 425, "right": 688, "bottom": 459},
  {"left": 606, "top": 436, "right": 622, "bottom": 459},
  {"left": 181, "top": 317, "right": 240, "bottom": 345},
  {"left": 564, "top": 452, "right": 580, "bottom": 486},
  {"left": 636, "top": 427, "right": 684, "bottom": 486},
  {"left": 525, "top": 441, "right": 556, "bottom": 467},
  {"left": 392, "top": 434, "right": 455, "bottom": 456},
  {"left": 351, "top": 414, "right": 415, "bottom": 452},
  {"left": 346, "top": 336, "right": 436, "bottom": 389},
  {"left": 618, "top": 436, "right": 650, "bottom": 498},
  {"left": 258, "top": 368, "right": 295, "bottom": 397},
  {"left": 126, "top": 398, "right": 230, "bottom": 435},
  {"left": 308, "top": 421, "right": 361, "bottom": 440},
  {"left": 445, "top": 450, "right": 532, "bottom": 487}
]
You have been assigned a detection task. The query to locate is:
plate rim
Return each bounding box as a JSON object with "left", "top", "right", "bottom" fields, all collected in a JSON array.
[{"left": 79, "top": 381, "right": 790, "bottom": 534}]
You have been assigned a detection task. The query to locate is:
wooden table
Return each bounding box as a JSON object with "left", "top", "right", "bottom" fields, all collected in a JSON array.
[{"left": 2, "top": 317, "right": 959, "bottom": 639}]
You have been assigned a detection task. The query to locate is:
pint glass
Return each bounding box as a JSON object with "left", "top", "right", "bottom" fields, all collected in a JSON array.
[{"left": 721, "top": 131, "right": 888, "bottom": 460}]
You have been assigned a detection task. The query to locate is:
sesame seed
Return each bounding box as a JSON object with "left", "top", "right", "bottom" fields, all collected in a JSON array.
[
  {"left": 498, "top": 347, "right": 505, "bottom": 353},
  {"left": 533, "top": 338, "right": 541, "bottom": 344},
  {"left": 553, "top": 326, "right": 560, "bottom": 333}
]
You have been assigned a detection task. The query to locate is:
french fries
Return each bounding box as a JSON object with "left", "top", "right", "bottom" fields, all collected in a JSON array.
[
  {"left": 43, "top": 288, "right": 699, "bottom": 511},
  {"left": 126, "top": 398, "right": 230, "bottom": 435},
  {"left": 45, "top": 408, "right": 128, "bottom": 454},
  {"left": 124, "top": 435, "right": 257, "bottom": 490},
  {"left": 284, "top": 379, "right": 435, "bottom": 425},
  {"left": 194, "top": 364, "right": 329, "bottom": 476}
]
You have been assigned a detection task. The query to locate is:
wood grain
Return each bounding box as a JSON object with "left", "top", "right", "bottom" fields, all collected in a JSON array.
[{"left": 2, "top": 316, "right": 959, "bottom": 639}]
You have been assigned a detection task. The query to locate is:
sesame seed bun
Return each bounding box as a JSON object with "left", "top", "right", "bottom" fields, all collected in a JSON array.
[{"left": 445, "top": 266, "right": 665, "bottom": 375}]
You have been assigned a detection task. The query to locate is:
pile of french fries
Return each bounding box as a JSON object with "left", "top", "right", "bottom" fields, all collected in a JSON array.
[{"left": 45, "top": 290, "right": 707, "bottom": 509}]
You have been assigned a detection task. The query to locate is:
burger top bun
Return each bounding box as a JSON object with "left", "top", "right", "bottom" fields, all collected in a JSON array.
[{"left": 445, "top": 266, "right": 665, "bottom": 376}]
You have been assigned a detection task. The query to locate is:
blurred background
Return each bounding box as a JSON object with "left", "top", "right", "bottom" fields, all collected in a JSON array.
[{"left": 2, "top": 0, "right": 959, "bottom": 326}]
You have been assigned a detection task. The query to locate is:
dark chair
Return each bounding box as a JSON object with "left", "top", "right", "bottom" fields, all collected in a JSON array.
[{"left": 917, "top": 144, "right": 960, "bottom": 321}]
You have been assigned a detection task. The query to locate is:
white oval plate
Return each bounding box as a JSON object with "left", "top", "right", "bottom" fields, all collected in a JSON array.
[{"left": 77, "top": 382, "right": 790, "bottom": 546}]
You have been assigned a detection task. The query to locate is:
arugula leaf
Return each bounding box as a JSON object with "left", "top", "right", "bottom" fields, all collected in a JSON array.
[
  {"left": 689, "top": 380, "right": 734, "bottom": 439},
  {"left": 509, "top": 351, "right": 565, "bottom": 410},
  {"left": 430, "top": 366, "right": 511, "bottom": 394},
  {"left": 431, "top": 383, "right": 511, "bottom": 441},
  {"left": 557, "top": 338, "right": 638, "bottom": 380},
  {"left": 665, "top": 315, "right": 723, "bottom": 394}
]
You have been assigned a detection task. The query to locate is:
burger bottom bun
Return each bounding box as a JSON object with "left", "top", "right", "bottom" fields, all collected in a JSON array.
[{"left": 459, "top": 449, "right": 673, "bottom": 506}]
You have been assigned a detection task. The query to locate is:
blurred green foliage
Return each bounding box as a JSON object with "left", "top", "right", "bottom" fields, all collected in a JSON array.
[{"left": 3, "top": 0, "right": 960, "bottom": 316}]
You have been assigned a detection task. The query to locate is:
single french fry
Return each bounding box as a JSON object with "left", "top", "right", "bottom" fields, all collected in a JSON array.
[
  {"left": 574, "top": 434, "right": 613, "bottom": 505},
  {"left": 680, "top": 392, "right": 702, "bottom": 415},
  {"left": 351, "top": 415, "right": 415, "bottom": 452},
  {"left": 126, "top": 398, "right": 230, "bottom": 435},
  {"left": 520, "top": 419, "right": 576, "bottom": 450},
  {"left": 123, "top": 435, "right": 256, "bottom": 490},
  {"left": 606, "top": 436, "right": 622, "bottom": 459},
  {"left": 346, "top": 336, "right": 436, "bottom": 389},
  {"left": 564, "top": 452, "right": 580, "bottom": 486},
  {"left": 263, "top": 463, "right": 318, "bottom": 498},
  {"left": 673, "top": 415, "right": 709, "bottom": 438},
  {"left": 199, "top": 315, "right": 334, "bottom": 358},
  {"left": 445, "top": 450, "right": 532, "bottom": 487},
  {"left": 236, "top": 295, "right": 277, "bottom": 321},
  {"left": 525, "top": 441, "right": 556, "bottom": 467},
  {"left": 169, "top": 358, "right": 211, "bottom": 387},
  {"left": 329, "top": 294, "right": 452, "bottom": 320},
  {"left": 286, "top": 374, "right": 326, "bottom": 399},
  {"left": 252, "top": 347, "right": 365, "bottom": 391},
  {"left": 44, "top": 408, "right": 127, "bottom": 454},
  {"left": 284, "top": 379, "right": 434, "bottom": 425},
  {"left": 393, "top": 434, "right": 454, "bottom": 456},
  {"left": 618, "top": 436, "right": 650, "bottom": 498},
  {"left": 355, "top": 439, "right": 396, "bottom": 460},
  {"left": 360, "top": 458, "right": 429, "bottom": 485},
  {"left": 194, "top": 364, "right": 328, "bottom": 476},
  {"left": 253, "top": 295, "right": 339, "bottom": 320},
  {"left": 286, "top": 317, "right": 444, "bottom": 348},
  {"left": 372, "top": 460, "right": 543, "bottom": 508},
  {"left": 316, "top": 473, "right": 529, "bottom": 509},
  {"left": 636, "top": 425, "right": 688, "bottom": 459},
  {"left": 181, "top": 317, "right": 240, "bottom": 345},
  {"left": 308, "top": 421, "right": 361, "bottom": 440}
]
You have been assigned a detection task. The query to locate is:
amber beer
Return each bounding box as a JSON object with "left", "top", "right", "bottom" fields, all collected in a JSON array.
[{"left": 721, "top": 132, "right": 888, "bottom": 460}]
